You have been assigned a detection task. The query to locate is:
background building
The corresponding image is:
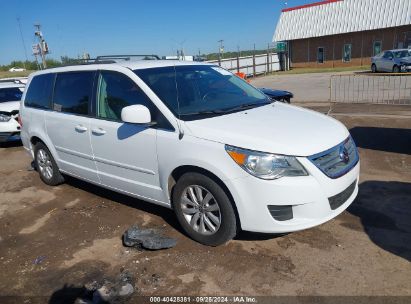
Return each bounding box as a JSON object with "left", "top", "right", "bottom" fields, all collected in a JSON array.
[{"left": 273, "top": 0, "right": 411, "bottom": 68}]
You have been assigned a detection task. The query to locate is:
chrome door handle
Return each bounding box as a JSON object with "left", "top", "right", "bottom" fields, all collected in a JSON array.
[
  {"left": 75, "top": 125, "right": 88, "bottom": 132},
  {"left": 92, "top": 128, "right": 106, "bottom": 136}
]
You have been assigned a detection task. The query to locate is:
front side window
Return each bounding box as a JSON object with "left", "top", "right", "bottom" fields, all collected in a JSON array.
[
  {"left": 0, "top": 87, "right": 23, "bottom": 103},
  {"left": 53, "top": 71, "right": 94, "bottom": 115},
  {"left": 373, "top": 41, "right": 382, "bottom": 56},
  {"left": 343, "top": 44, "right": 352, "bottom": 62},
  {"left": 383, "top": 51, "right": 393, "bottom": 59},
  {"left": 135, "top": 65, "right": 269, "bottom": 121},
  {"left": 25, "top": 73, "right": 54, "bottom": 109},
  {"left": 317, "top": 47, "right": 325, "bottom": 63},
  {"left": 97, "top": 71, "right": 154, "bottom": 121}
]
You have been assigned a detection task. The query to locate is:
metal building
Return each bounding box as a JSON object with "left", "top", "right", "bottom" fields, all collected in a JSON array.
[{"left": 273, "top": 0, "right": 411, "bottom": 68}]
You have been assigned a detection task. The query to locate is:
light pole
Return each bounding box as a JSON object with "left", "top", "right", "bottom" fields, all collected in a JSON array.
[{"left": 218, "top": 40, "right": 224, "bottom": 65}]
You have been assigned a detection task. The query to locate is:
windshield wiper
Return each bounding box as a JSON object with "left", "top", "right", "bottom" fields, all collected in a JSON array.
[
  {"left": 179, "top": 101, "right": 270, "bottom": 117},
  {"left": 180, "top": 109, "right": 226, "bottom": 117}
]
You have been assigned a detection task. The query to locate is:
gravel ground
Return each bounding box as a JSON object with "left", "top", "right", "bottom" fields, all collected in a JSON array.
[{"left": 0, "top": 106, "right": 410, "bottom": 302}]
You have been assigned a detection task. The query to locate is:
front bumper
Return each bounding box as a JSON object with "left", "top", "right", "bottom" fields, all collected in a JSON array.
[
  {"left": 0, "top": 132, "right": 21, "bottom": 142},
  {"left": 225, "top": 158, "right": 360, "bottom": 233},
  {"left": 401, "top": 65, "right": 411, "bottom": 72},
  {"left": 0, "top": 119, "right": 21, "bottom": 142}
]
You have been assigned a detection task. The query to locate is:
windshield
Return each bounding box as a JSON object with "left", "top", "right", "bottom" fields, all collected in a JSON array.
[
  {"left": 394, "top": 50, "right": 411, "bottom": 58},
  {"left": 0, "top": 87, "right": 23, "bottom": 103},
  {"left": 135, "top": 65, "right": 269, "bottom": 120}
]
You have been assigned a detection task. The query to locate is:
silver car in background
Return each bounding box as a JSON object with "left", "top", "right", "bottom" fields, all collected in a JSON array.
[{"left": 371, "top": 49, "right": 411, "bottom": 73}]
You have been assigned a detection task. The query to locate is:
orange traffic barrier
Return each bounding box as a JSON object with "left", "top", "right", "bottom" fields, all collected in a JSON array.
[{"left": 235, "top": 72, "right": 250, "bottom": 83}]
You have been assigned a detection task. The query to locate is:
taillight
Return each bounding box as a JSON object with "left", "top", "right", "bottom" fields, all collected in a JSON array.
[{"left": 18, "top": 115, "right": 22, "bottom": 127}]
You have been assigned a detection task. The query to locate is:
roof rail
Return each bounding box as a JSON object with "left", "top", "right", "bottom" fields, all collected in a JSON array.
[
  {"left": 95, "top": 54, "right": 160, "bottom": 62},
  {"left": 57, "top": 54, "right": 162, "bottom": 68}
]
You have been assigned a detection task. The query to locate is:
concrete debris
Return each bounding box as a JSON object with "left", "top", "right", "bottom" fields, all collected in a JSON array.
[
  {"left": 27, "top": 161, "right": 36, "bottom": 171},
  {"left": 123, "top": 225, "right": 177, "bottom": 250},
  {"left": 33, "top": 255, "right": 47, "bottom": 265},
  {"left": 118, "top": 283, "right": 134, "bottom": 297},
  {"left": 76, "top": 270, "right": 136, "bottom": 304}
]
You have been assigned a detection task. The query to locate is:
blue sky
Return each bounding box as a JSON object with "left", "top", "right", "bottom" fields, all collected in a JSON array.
[{"left": 0, "top": 0, "right": 313, "bottom": 64}]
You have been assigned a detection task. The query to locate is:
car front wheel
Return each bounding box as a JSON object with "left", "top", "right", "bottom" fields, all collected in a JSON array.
[
  {"left": 172, "top": 172, "right": 237, "bottom": 246},
  {"left": 393, "top": 65, "right": 400, "bottom": 73}
]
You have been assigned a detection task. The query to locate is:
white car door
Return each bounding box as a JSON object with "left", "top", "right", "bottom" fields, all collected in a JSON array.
[
  {"left": 89, "top": 70, "right": 165, "bottom": 202},
  {"left": 45, "top": 71, "right": 99, "bottom": 183}
]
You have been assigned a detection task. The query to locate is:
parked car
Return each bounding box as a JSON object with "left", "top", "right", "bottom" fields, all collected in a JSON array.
[
  {"left": 20, "top": 60, "right": 360, "bottom": 246},
  {"left": 234, "top": 72, "right": 293, "bottom": 103},
  {"left": 371, "top": 49, "right": 411, "bottom": 73},
  {"left": 8, "top": 67, "right": 26, "bottom": 72},
  {"left": 259, "top": 87, "right": 293, "bottom": 103},
  {"left": 0, "top": 82, "right": 24, "bottom": 142}
]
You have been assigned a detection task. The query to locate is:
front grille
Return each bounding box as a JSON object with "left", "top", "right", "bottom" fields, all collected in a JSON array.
[
  {"left": 308, "top": 136, "right": 359, "bottom": 179},
  {"left": 328, "top": 180, "right": 357, "bottom": 210},
  {"left": 268, "top": 205, "right": 293, "bottom": 221}
]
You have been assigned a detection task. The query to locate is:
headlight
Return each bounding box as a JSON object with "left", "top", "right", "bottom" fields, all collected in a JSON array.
[
  {"left": 0, "top": 114, "right": 11, "bottom": 122},
  {"left": 225, "top": 145, "right": 308, "bottom": 180}
]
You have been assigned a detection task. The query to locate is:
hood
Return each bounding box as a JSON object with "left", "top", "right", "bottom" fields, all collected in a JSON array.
[
  {"left": 0, "top": 101, "right": 20, "bottom": 113},
  {"left": 184, "top": 103, "right": 349, "bottom": 157},
  {"left": 259, "top": 88, "right": 293, "bottom": 98}
]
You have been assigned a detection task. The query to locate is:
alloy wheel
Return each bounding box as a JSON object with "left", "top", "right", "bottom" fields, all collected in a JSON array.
[
  {"left": 180, "top": 185, "right": 221, "bottom": 235},
  {"left": 37, "top": 149, "right": 53, "bottom": 180}
]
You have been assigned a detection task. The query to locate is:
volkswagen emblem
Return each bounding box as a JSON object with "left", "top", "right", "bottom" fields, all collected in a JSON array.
[{"left": 339, "top": 146, "right": 350, "bottom": 164}]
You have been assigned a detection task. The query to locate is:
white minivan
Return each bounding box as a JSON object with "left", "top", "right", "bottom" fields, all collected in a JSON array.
[{"left": 20, "top": 59, "right": 360, "bottom": 246}]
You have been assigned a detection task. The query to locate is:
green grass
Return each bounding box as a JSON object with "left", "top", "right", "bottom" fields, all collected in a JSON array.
[
  {"left": 0, "top": 70, "right": 35, "bottom": 79},
  {"left": 270, "top": 65, "right": 370, "bottom": 75}
]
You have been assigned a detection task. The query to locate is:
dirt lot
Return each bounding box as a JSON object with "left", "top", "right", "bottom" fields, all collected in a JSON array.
[{"left": 0, "top": 108, "right": 410, "bottom": 302}]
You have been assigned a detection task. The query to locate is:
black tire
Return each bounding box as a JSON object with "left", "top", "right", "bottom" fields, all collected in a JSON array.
[
  {"left": 371, "top": 64, "right": 377, "bottom": 73},
  {"left": 393, "top": 65, "right": 400, "bottom": 73},
  {"left": 172, "top": 172, "right": 237, "bottom": 246},
  {"left": 34, "top": 142, "right": 65, "bottom": 186}
]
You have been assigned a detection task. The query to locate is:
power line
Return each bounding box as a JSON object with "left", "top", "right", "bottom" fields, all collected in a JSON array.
[{"left": 16, "top": 17, "right": 29, "bottom": 68}]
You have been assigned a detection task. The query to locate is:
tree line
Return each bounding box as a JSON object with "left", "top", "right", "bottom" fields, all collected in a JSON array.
[
  {"left": 0, "top": 56, "right": 87, "bottom": 71},
  {"left": 1, "top": 49, "right": 278, "bottom": 70}
]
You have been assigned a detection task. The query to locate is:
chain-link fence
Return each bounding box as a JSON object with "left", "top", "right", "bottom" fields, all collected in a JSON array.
[{"left": 330, "top": 73, "right": 411, "bottom": 105}]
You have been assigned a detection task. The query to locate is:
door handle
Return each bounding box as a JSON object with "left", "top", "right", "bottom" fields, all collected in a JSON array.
[
  {"left": 75, "top": 125, "right": 88, "bottom": 132},
  {"left": 92, "top": 128, "right": 106, "bottom": 136}
]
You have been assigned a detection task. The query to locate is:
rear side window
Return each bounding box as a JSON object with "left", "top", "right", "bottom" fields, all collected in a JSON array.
[
  {"left": 53, "top": 71, "right": 94, "bottom": 115},
  {"left": 25, "top": 74, "right": 54, "bottom": 109}
]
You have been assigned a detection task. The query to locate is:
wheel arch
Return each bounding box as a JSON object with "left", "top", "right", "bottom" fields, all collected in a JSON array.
[
  {"left": 168, "top": 165, "right": 242, "bottom": 230},
  {"left": 29, "top": 134, "right": 59, "bottom": 164}
]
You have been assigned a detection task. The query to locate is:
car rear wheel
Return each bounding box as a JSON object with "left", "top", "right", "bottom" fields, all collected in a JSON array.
[
  {"left": 34, "top": 142, "right": 65, "bottom": 186},
  {"left": 393, "top": 65, "right": 400, "bottom": 73},
  {"left": 371, "top": 64, "right": 377, "bottom": 73},
  {"left": 172, "top": 172, "right": 237, "bottom": 246}
]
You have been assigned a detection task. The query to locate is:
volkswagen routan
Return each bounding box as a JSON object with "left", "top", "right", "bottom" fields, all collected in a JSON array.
[{"left": 20, "top": 58, "right": 360, "bottom": 246}]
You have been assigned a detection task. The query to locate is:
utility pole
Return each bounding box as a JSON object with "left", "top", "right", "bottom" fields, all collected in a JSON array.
[
  {"left": 218, "top": 39, "right": 224, "bottom": 66},
  {"left": 34, "top": 24, "right": 49, "bottom": 69}
]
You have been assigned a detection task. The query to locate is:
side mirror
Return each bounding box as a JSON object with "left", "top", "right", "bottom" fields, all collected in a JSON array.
[{"left": 121, "top": 105, "right": 151, "bottom": 124}]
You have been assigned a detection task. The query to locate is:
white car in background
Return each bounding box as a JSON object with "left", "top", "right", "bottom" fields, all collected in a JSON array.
[
  {"left": 8, "top": 67, "right": 26, "bottom": 72},
  {"left": 0, "top": 82, "right": 24, "bottom": 142}
]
